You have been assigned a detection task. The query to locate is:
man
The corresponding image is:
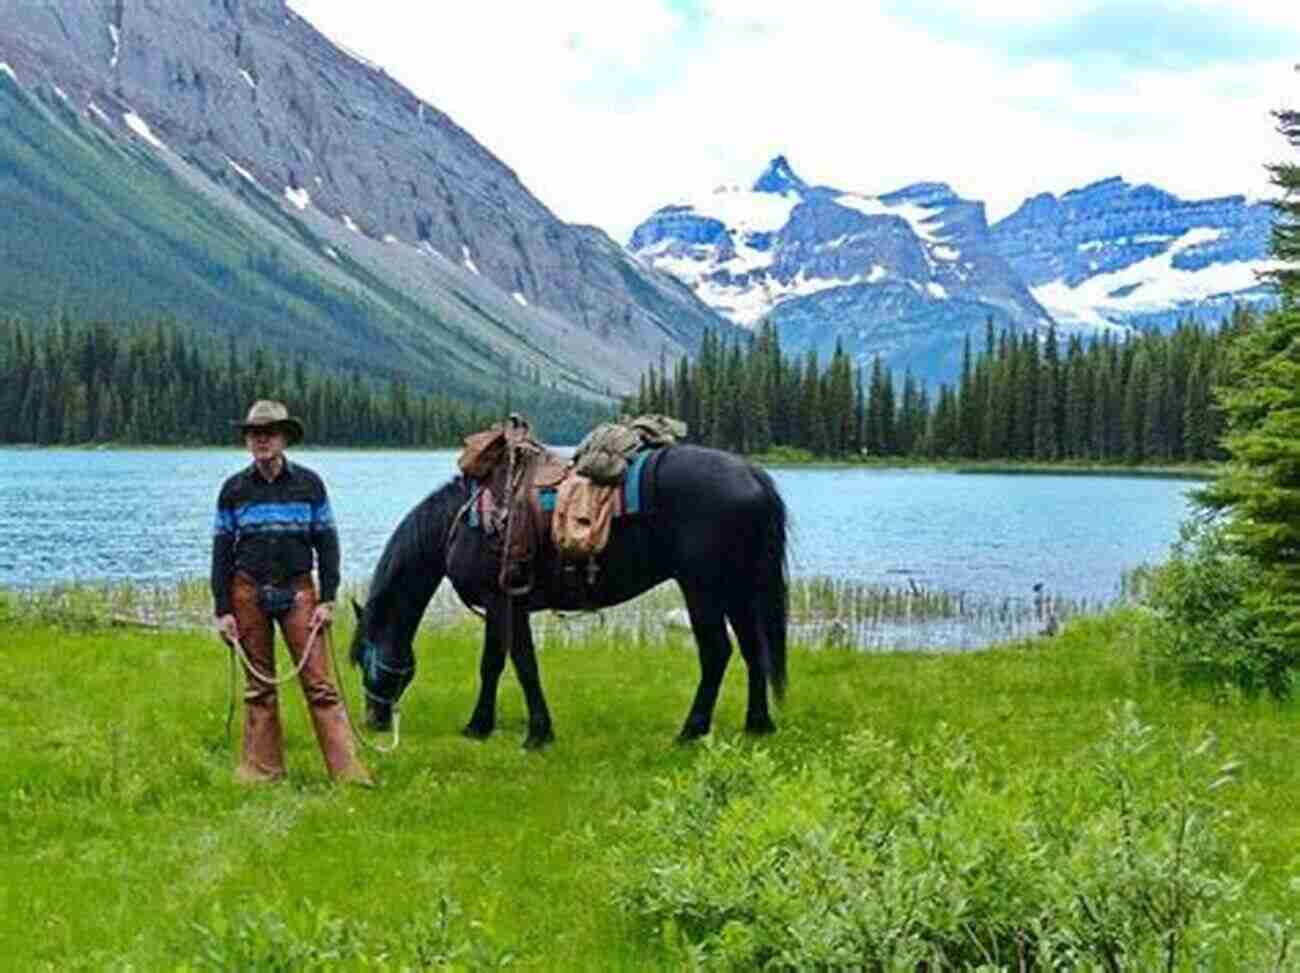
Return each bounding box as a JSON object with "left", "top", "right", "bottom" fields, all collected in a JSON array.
[{"left": 211, "top": 400, "right": 371, "bottom": 785}]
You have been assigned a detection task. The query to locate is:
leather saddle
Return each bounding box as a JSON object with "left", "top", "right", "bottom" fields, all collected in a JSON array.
[{"left": 457, "top": 417, "right": 571, "bottom": 596}]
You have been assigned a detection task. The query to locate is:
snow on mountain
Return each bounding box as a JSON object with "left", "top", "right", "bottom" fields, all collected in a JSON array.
[
  {"left": 631, "top": 161, "right": 1278, "bottom": 383},
  {"left": 629, "top": 157, "right": 1052, "bottom": 384},
  {"left": 991, "top": 177, "right": 1276, "bottom": 331},
  {"left": 1030, "top": 227, "right": 1280, "bottom": 331}
]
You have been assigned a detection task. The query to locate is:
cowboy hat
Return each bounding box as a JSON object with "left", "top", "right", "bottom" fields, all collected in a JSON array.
[{"left": 233, "top": 400, "right": 305, "bottom": 444}]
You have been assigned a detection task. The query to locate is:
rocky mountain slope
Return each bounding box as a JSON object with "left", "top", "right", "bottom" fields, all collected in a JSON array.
[
  {"left": 630, "top": 157, "right": 1054, "bottom": 383},
  {"left": 0, "top": 0, "right": 729, "bottom": 399},
  {"left": 990, "top": 176, "right": 1277, "bottom": 332},
  {"left": 631, "top": 158, "right": 1277, "bottom": 384}
]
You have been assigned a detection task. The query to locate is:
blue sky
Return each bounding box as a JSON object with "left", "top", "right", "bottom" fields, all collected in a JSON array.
[{"left": 289, "top": 0, "right": 1297, "bottom": 241}]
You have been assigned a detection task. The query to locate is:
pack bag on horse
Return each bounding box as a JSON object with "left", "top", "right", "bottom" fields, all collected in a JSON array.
[{"left": 349, "top": 413, "right": 789, "bottom": 748}]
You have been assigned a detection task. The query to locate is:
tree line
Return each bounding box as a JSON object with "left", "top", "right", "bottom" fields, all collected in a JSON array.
[
  {"left": 630, "top": 310, "right": 1258, "bottom": 463},
  {"left": 0, "top": 317, "right": 606, "bottom": 447}
]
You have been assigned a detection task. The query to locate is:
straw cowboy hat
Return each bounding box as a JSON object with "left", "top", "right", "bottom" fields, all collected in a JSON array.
[{"left": 234, "top": 400, "right": 305, "bottom": 445}]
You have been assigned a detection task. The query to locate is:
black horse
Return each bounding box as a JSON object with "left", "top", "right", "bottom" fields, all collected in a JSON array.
[{"left": 349, "top": 444, "right": 789, "bottom": 748}]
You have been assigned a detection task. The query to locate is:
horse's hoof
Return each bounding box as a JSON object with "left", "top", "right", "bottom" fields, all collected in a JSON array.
[
  {"left": 522, "top": 730, "right": 554, "bottom": 751},
  {"left": 744, "top": 720, "right": 777, "bottom": 736},
  {"left": 462, "top": 723, "right": 493, "bottom": 740},
  {"left": 367, "top": 717, "right": 392, "bottom": 733},
  {"left": 676, "top": 723, "right": 710, "bottom": 744}
]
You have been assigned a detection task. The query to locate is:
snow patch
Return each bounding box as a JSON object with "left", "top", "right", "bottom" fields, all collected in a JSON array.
[
  {"left": 926, "top": 282, "right": 949, "bottom": 299},
  {"left": 669, "top": 184, "right": 801, "bottom": 237},
  {"left": 461, "top": 245, "right": 480, "bottom": 275},
  {"left": 123, "top": 111, "right": 164, "bottom": 149},
  {"left": 1032, "top": 227, "right": 1276, "bottom": 331},
  {"left": 688, "top": 266, "right": 892, "bottom": 327},
  {"left": 284, "top": 186, "right": 310, "bottom": 210},
  {"left": 342, "top": 214, "right": 360, "bottom": 233},
  {"left": 512, "top": 291, "right": 529, "bottom": 307},
  {"left": 324, "top": 246, "right": 339, "bottom": 260},
  {"left": 932, "top": 245, "right": 960, "bottom": 261},
  {"left": 53, "top": 85, "right": 68, "bottom": 101},
  {"left": 240, "top": 69, "right": 257, "bottom": 90},
  {"left": 226, "top": 157, "right": 258, "bottom": 186},
  {"left": 835, "top": 192, "right": 946, "bottom": 242},
  {"left": 383, "top": 233, "right": 399, "bottom": 244},
  {"left": 108, "top": 25, "right": 120, "bottom": 69},
  {"left": 87, "top": 102, "right": 111, "bottom": 125},
  {"left": 0, "top": 63, "right": 16, "bottom": 83}
]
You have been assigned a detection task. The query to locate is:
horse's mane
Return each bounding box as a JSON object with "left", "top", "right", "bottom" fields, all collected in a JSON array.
[{"left": 366, "top": 475, "right": 468, "bottom": 608}]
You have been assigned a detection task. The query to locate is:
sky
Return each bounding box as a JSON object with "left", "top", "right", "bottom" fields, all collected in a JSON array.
[{"left": 287, "top": 0, "right": 1299, "bottom": 244}]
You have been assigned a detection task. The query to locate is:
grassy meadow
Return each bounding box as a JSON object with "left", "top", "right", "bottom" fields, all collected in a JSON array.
[{"left": 2, "top": 587, "right": 1300, "bottom": 970}]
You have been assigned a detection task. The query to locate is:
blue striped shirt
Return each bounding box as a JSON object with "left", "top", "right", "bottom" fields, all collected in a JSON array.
[{"left": 210, "top": 460, "right": 339, "bottom": 616}]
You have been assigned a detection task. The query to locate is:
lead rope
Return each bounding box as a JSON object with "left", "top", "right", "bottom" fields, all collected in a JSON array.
[
  {"left": 325, "top": 626, "right": 401, "bottom": 754},
  {"left": 221, "top": 620, "right": 401, "bottom": 753},
  {"left": 222, "top": 620, "right": 323, "bottom": 746}
]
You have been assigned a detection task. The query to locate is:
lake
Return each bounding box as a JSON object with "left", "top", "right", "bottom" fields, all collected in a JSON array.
[{"left": 0, "top": 448, "right": 1196, "bottom": 606}]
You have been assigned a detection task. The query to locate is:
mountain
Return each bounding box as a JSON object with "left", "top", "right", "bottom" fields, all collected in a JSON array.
[
  {"left": 0, "top": 0, "right": 730, "bottom": 402},
  {"left": 990, "top": 176, "right": 1277, "bottom": 332},
  {"left": 630, "top": 158, "right": 1277, "bottom": 384},
  {"left": 629, "top": 157, "right": 1054, "bottom": 384}
]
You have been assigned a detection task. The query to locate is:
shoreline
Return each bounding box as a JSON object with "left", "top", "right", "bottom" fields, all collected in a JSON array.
[{"left": 1, "top": 443, "right": 1221, "bottom": 479}]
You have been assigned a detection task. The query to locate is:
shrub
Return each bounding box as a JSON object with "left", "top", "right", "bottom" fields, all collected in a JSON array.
[
  {"left": 183, "top": 891, "right": 515, "bottom": 971},
  {"left": 1142, "top": 518, "right": 1296, "bottom": 699},
  {"left": 609, "top": 708, "right": 1288, "bottom": 970}
]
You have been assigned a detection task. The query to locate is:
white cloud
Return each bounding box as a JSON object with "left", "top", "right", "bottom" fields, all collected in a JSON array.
[{"left": 288, "top": 1, "right": 1297, "bottom": 243}]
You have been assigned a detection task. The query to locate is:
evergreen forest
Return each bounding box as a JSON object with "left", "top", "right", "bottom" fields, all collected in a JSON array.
[
  {"left": 629, "top": 310, "right": 1258, "bottom": 464},
  {"left": 0, "top": 317, "right": 611, "bottom": 447}
]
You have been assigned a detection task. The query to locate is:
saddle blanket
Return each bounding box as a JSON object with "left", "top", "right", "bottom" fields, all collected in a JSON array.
[{"left": 467, "top": 447, "right": 660, "bottom": 529}]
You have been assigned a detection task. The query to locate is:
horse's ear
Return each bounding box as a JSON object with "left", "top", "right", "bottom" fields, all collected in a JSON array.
[{"left": 351, "top": 597, "right": 364, "bottom": 621}]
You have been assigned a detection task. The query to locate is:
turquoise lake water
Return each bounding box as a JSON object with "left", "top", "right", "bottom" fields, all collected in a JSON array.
[{"left": 0, "top": 448, "right": 1196, "bottom": 603}]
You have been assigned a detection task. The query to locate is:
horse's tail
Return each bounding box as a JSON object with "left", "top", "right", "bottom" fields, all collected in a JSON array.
[{"left": 751, "top": 465, "right": 789, "bottom": 701}]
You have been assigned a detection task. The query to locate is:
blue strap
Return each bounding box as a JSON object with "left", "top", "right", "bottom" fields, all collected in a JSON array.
[
  {"left": 624, "top": 449, "right": 653, "bottom": 515},
  {"left": 466, "top": 482, "right": 484, "bottom": 528}
]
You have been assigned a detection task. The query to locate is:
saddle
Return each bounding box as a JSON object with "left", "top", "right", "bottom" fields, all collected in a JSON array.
[
  {"left": 457, "top": 415, "right": 569, "bottom": 595},
  {"left": 455, "top": 413, "right": 680, "bottom": 598}
]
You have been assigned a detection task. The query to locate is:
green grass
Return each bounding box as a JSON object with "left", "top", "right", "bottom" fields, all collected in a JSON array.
[{"left": 2, "top": 601, "right": 1298, "bottom": 969}]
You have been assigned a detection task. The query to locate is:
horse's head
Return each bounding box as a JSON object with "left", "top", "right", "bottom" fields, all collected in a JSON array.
[
  {"left": 349, "top": 477, "right": 464, "bottom": 730},
  {"left": 350, "top": 596, "right": 415, "bottom": 732}
]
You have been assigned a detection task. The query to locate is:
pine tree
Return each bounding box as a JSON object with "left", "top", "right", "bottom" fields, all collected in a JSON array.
[
  {"left": 1199, "top": 104, "right": 1300, "bottom": 671},
  {"left": 1123, "top": 349, "right": 1150, "bottom": 464},
  {"left": 957, "top": 333, "right": 977, "bottom": 457},
  {"left": 1182, "top": 349, "right": 1213, "bottom": 460}
]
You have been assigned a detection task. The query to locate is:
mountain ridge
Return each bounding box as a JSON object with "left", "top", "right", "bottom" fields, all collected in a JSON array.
[
  {"left": 0, "top": 0, "right": 734, "bottom": 399},
  {"left": 630, "top": 156, "right": 1277, "bottom": 383}
]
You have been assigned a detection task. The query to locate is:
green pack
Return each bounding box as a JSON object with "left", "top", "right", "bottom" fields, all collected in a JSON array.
[{"left": 573, "top": 414, "right": 688, "bottom": 485}]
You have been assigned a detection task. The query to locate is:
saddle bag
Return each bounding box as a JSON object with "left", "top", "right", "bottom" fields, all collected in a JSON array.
[
  {"left": 573, "top": 422, "right": 642, "bottom": 485},
  {"left": 552, "top": 475, "right": 619, "bottom": 559}
]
